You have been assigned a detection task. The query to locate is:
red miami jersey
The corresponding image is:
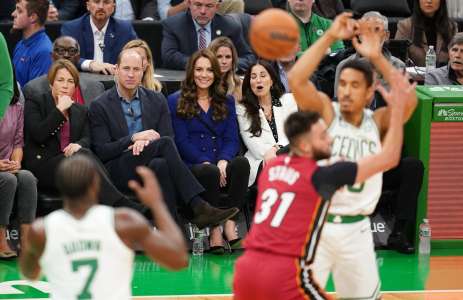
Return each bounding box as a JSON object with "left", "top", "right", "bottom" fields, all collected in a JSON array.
[{"left": 244, "top": 154, "right": 357, "bottom": 262}]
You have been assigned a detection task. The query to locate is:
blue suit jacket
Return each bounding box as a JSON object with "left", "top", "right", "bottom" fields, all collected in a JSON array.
[
  {"left": 161, "top": 11, "right": 255, "bottom": 71},
  {"left": 61, "top": 13, "right": 137, "bottom": 67},
  {"left": 89, "top": 86, "right": 173, "bottom": 163},
  {"left": 167, "top": 91, "right": 239, "bottom": 166}
]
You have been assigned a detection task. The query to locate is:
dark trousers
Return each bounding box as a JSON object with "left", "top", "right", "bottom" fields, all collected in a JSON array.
[
  {"left": 382, "top": 157, "right": 424, "bottom": 227},
  {"left": 30, "top": 148, "right": 144, "bottom": 212},
  {"left": 105, "top": 137, "right": 205, "bottom": 218},
  {"left": 190, "top": 156, "right": 250, "bottom": 209}
]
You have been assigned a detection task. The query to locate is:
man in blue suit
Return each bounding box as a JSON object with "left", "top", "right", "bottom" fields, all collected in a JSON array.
[
  {"left": 61, "top": 0, "right": 137, "bottom": 75},
  {"left": 161, "top": 0, "right": 255, "bottom": 71},
  {"left": 89, "top": 49, "right": 239, "bottom": 228}
]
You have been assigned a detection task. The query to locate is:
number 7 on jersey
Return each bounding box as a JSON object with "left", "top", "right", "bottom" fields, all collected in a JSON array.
[{"left": 254, "top": 188, "right": 295, "bottom": 227}]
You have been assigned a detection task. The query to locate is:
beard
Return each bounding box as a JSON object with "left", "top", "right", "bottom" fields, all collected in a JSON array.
[{"left": 312, "top": 148, "right": 331, "bottom": 161}]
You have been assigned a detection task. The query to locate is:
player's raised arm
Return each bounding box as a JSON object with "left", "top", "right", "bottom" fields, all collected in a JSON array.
[
  {"left": 354, "top": 70, "right": 417, "bottom": 183},
  {"left": 121, "top": 167, "right": 188, "bottom": 271},
  {"left": 288, "top": 12, "right": 355, "bottom": 122},
  {"left": 19, "top": 219, "right": 46, "bottom": 280}
]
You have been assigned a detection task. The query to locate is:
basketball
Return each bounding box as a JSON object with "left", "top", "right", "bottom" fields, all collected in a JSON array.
[{"left": 249, "top": 8, "right": 300, "bottom": 60}]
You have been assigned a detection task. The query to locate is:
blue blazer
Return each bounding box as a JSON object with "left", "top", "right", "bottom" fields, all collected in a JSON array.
[
  {"left": 161, "top": 11, "right": 255, "bottom": 71},
  {"left": 89, "top": 86, "right": 173, "bottom": 163},
  {"left": 61, "top": 13, "right": 137, "bottom": 67},
  {"left": 167, "top": 92, "right": 239, "bottom": 166}
]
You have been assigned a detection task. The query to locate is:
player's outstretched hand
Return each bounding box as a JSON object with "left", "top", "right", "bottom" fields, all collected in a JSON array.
[
  {"left": 377, "top": 69, "right": 417, "bottom": 118},
  {"left": 128, "top": 166, "right": 163, "bottom": 208},
  {"left": 327, "top": 12, "right": 356, "bottom": 41},
  {"left": 352, "top": 18, "right": 384, "bottom": 60}
]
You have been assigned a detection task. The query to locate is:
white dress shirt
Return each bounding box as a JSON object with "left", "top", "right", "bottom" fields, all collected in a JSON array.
[
  {"left": 81, "top": 18, "right": 110, "bottom": 71},
  {"left": 114, "top": 0, "right": 135, "bottom": 20}
]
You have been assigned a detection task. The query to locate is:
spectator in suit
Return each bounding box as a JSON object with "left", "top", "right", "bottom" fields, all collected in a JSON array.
[
  {"left": 47, "top": 0, "right": 85, "bottom": 21},
  {"left": 23, "top": 36, "right": 105, "bottom": 106},
  {"left": 89, "top": 49, "right": 239, "bottom": 228},
  {"left": 114, "top": 0, "right": 159, "bottom": 21},
  {"left": 0, "top": 74, "right": 37, "bottom": 258},
  {"left": 426, "top": 33, "right": 463, "bottom": 85},
  {"left": 158, "top": 0, "right": 244, "bottom": 20},
  {"left": 287, "top": 0, "right": 344, "bottom": 56},
  {"left": 122, "top": 39, "right": 163, "bottom": 92},
  {"left": 161, "top": 0, "right": 255, "bottom": 71},
  {"left": 334, "top": 12, "right": 405, "bottom": 109},
  {"left": 236, "top": 60, "right": 298, "bottom": 187},
  {"left": 11, "top": 0, "right": 52, "bottom": 87},
  {"left": 23, "top": 60, "right": 145, "bottom": 214},
  {"left": 168, "top": 49, "right": 249, "bottom": 254},
  {"left": 61, "top": 0, "right": 138, "bottom": 75},
  {"left": 209, "top": 37, "right": 242, "bottom": 102},
  {"left": 0, "top": 33, "right": 13, "bottom": 120},
  {"left": 395, "top": 0, "right": 457, "bottom": 67}
]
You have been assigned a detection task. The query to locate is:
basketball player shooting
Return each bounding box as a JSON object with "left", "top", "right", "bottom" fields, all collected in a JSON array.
[
  {"left": 233, "top": 53, "right": 416, "bottom": 299},
  {"left": 19, "top": 155, "right": 188, "bottom": 300},
  {"left": 287, "top": 13, "right": 418, "bottom": 300}
]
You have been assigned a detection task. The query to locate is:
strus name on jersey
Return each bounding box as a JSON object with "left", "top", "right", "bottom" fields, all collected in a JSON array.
[
  {"left": 63, "top": 240, "right": 101, "bottom": 255},
  {"left": 331, "top": 135, "right": 378, "bottom": 160},
  {"left": 268, "top": 165, "right": 300, "bottom": 185}
]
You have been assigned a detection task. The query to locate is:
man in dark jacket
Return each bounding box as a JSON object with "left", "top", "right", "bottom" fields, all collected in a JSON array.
[{"left": 89, "top": 49, "right": 238, "bottom": 227}]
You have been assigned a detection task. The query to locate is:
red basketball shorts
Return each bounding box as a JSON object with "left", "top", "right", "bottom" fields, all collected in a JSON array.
[{"left": 233, "top": 250, "right": 332, "bottom": 300}]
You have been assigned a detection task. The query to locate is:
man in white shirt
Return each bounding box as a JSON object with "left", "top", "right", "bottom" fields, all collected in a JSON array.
[{"left": 61, "top": 0, "right": 137, "bottom": 75}]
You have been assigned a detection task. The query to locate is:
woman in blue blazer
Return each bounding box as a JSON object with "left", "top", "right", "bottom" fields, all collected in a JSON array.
[{"left": 168, "top": 49, "right": 250, "bottom": 254}]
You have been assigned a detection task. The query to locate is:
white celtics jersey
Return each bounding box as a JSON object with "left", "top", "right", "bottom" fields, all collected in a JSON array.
[
  {"left": 327, "top": 102, "right": 383, "bottom": 215},
  {"left": 40, "top": 205, "right": 134, "bottom": 300}
]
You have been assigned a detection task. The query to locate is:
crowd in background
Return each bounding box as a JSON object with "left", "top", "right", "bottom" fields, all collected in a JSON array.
[{"left": 0, "top": 0, "right": 462, "bottom": 258}]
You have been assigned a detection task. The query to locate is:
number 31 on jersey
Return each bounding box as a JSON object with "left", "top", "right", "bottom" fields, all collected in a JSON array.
[{"left": 254, "top": 188, "right": 295, "bottom": 227}]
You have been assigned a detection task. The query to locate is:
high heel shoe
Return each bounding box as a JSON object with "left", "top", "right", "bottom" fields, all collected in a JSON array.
[
  {"left": 0, "top": 250, "right": 18, "bottom": 259},
  {"left": 228, "top": 238, "right": 243, "bottom": 251},
  {"left": 207, "top": 245, "right": 225, "bottom": 255},
  {"left": 207, "top": 235, "right": 225, "bottom": 255}
]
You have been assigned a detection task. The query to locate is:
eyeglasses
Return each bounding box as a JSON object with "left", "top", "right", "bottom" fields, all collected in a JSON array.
[{"left": 53, "top": 47, "right": 79, "bottom": 56}]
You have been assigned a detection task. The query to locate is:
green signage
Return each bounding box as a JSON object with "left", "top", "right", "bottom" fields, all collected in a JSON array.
[{"left": 433, "top": 103, "right": 463, "bottom": 122}]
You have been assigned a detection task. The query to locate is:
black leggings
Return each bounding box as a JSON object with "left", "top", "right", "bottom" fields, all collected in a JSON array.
[{"left": 190, "top": 157, "right": 250, "bottom": 209}]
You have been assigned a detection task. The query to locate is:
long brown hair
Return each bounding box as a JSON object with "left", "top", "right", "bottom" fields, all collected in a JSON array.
[
  {"left": 122, "top": 39, "right": 162, "bottom": 92},
  {"left": 411, "top": 0, "right": 455, "bottom": 49},
  {"left": 177, "top": 49, "right": 228, "bottom": 121},
  {"left": 208, "top": 37, "right": 241, "bottom": 97},
  {"left": 241, "top": 60, "right": 284, "bottom": 137}
]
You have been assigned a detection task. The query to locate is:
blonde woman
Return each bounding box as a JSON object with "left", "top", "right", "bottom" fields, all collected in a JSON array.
[
  {"left": 123, "top": 39, "right": 163, "bottom": 92},
  {"left": 209, "top": 37, "right": 242, "bottom": 102}
]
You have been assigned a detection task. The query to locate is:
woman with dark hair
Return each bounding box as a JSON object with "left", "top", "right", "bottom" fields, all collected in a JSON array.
[
  {"left": 395, "top": 0, "right": 458, "bottom": 66},
  {"left": 168, "top": 49, "right": 250, "bottom": 254},
  {"left": 237, "top": 60, "right": 298, "bottom": 187},
  {"left": 24, "top": 59, "right": 145, "bottom": 213},
  {"left": 0, "top": 70, "right": 37, "bottom": 258},
  {"left": 209, "top": 37, "right": 242, "bottom": 102}
]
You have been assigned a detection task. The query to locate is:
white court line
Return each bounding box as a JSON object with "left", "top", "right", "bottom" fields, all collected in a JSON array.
[{"left": 132, "top": 289, "right": 463, "bottom": 298}]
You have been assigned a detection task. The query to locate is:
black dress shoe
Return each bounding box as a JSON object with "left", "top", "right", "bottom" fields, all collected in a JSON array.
[
  {"left": 191, "top": 201, "right": 239, "bottom": 229},
  {"left": 388, "top": 232, "right": 415, "bottom": 254}
]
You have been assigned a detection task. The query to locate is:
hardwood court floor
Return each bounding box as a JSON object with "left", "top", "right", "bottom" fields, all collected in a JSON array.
[{"left": 0, "top": 249, "right": 462, "bottom": 299}]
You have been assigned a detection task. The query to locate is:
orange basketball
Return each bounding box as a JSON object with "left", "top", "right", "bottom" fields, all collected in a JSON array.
[{"left": 249, "top": 8, "right": 300, "bottom": 60}]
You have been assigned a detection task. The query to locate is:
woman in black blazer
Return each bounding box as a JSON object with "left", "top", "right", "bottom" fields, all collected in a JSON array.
[{"left": 24, "top": 59, "right": 139, "bottom": 210}]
